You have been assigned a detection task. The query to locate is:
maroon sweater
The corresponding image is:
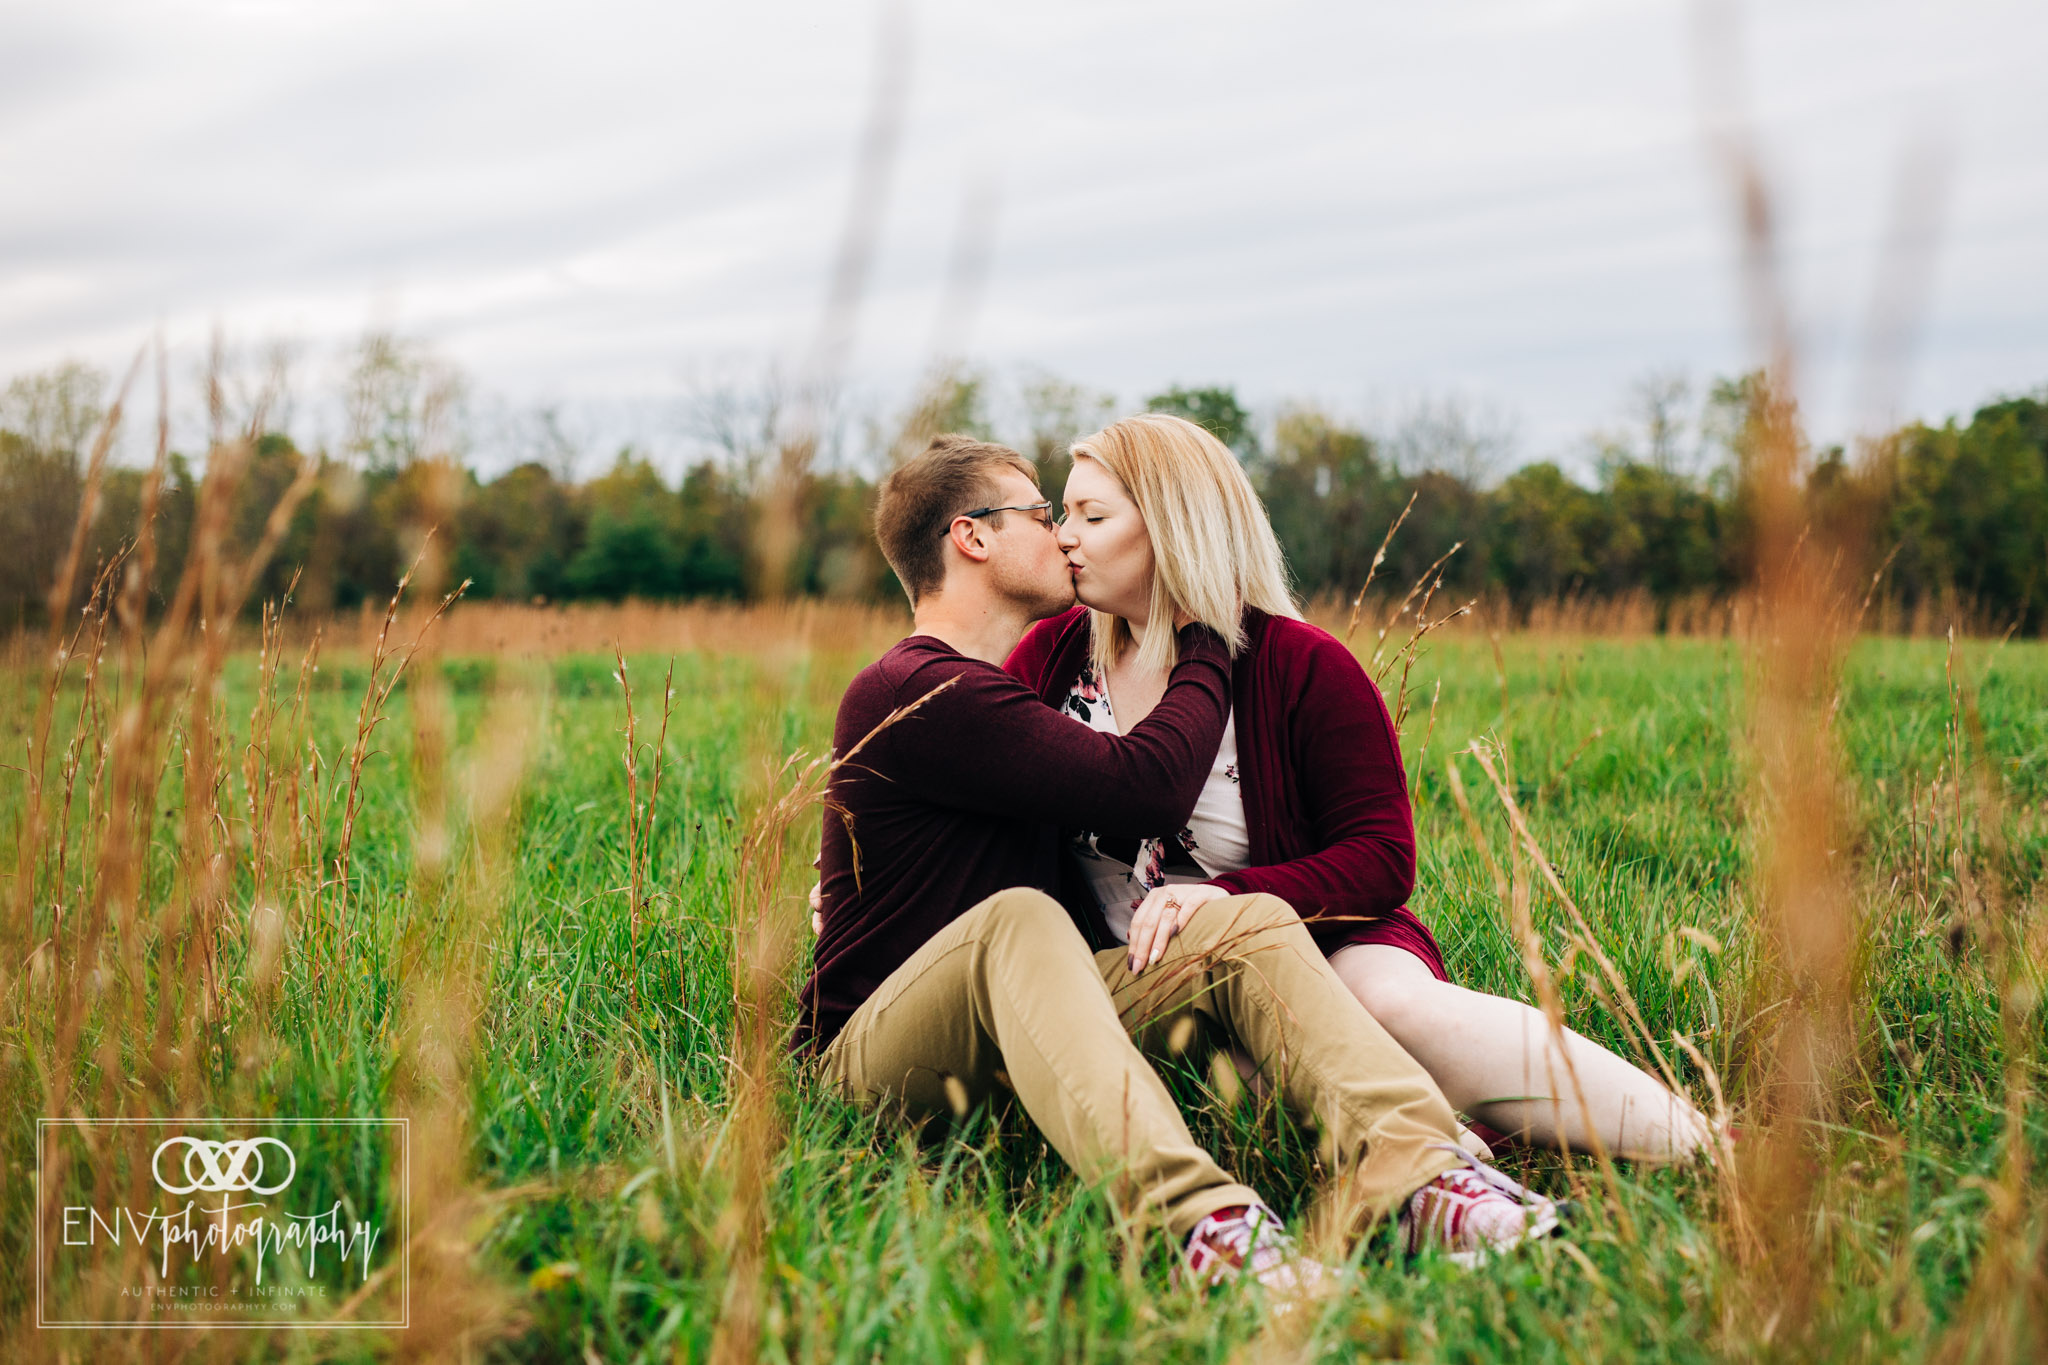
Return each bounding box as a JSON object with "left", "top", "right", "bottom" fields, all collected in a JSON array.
[
  {"left": 797, "top": 624, "right": 1233, "bottom": 1051},
  {"left": 1005, "top": 605, "right": 1447, "bottom": 977}
]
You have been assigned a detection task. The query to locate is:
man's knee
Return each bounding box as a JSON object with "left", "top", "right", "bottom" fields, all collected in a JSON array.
[
  {"left": 956, "top": 886, "right": 1088, "bottom": 962},
  {"left": 1181, "top": 892, "right": 1306, "bottom": 952}
]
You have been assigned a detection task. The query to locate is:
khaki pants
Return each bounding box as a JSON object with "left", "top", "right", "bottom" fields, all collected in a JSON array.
[{"left": 819, "top": 887, "right": 1465, "bottom": 1240}]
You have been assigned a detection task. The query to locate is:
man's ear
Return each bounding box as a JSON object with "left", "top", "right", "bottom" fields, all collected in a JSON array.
[{"left": 944, "top": 515, "right": 994, "bottom": 565}]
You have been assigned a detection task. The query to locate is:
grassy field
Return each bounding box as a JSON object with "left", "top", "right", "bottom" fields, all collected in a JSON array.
[{"left": 4, "top": 608, "right": 2045, "bottom": 1362}]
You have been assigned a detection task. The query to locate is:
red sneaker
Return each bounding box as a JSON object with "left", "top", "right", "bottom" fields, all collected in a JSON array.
[
  {"left": 1401, "top": 1148, "right": 1564, "bottom": 1267},
  {"left": 1178, "top": 1201, "right": 1330, "bottom": 1301}
]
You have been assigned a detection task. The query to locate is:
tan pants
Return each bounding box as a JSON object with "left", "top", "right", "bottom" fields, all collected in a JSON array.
[{"left": 819, "top": 887, "right": 1465, "bottom": 1240}]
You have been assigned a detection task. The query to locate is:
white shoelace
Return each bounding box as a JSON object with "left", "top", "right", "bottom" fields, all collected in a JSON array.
[
  {"left": 1425, "top": 1142, "right": 1552, "bottom": 1206},
  {"left": 1404, "top": 1142, "right": 1564, "bottom": 1262}
]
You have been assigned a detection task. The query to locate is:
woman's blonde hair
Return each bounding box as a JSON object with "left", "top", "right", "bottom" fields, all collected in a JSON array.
[{"left": 1070, "top": 412, "right": 1298, "bottom": 680}]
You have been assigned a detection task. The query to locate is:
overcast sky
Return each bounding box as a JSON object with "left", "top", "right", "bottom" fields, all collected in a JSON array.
[{"left": 1, "top": 0, "right": 2042, "bottom": 476}]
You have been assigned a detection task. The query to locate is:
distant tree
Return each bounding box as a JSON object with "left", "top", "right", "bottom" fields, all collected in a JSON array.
[
  {"left": 1253, "top": 407, "right": 1391, "bottom": 598},
  {"left": 1017, "top": 369, "right": 1114, "bottom": 507},
  {"left": 1487, "top": 463, "right": 1604, "bottom": 603},
  {"left": 341, "top": 330, "right": 467, "bottom": 474},
  {"left": 1699, "top": 370, "right": 1786, "bottom": 588},
  {"left": 233, "top": 432, "right": 321, "bottom": 609},
  {"left": 1387, "top": 470, "right": 1490, "bottom": 597},
  {"left": 455, "top": 461, "right": 583, "bottom": 601},
  {"left": 563, "top": 451, "right": 678, "bottom": 600},
  {"left": 1881, "top": 394, "right": 2048, "bottom": 630},
  {"left": 0, "top": 361, "right": 109, "bottom": 626},
  {"left": 887, "top": 365, "right": 994, "bottom": 472},
  {"left": 1628, "top": 369, "right": 1697, "bottom": 477},
  {"left": 1145, "top": 385, "right": 1257, "bottom": 460},
  {"left": 1, "top": 360, "right": 106, "bottom": 460},
  {"left": 1383, "top": 396, "right": 1516, "bottom": 486},
  {"left": 1595, "top": 458, "right": 1722, "bottom": 603},
  {"left": 676, "top": 462, "right": 750, "bottom": 599},
  {"left": 566, "top": 507, "right": 679, "bottom": 601}
]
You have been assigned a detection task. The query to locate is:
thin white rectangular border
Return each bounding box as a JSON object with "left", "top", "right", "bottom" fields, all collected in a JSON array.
[{"left": 35, "top": 1116, "right": 410, "bottom": 1331}]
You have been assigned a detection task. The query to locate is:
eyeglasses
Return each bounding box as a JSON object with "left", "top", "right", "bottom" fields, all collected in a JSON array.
[{"left": 951, "top": 500, "right": 1057, "bottom": 533}]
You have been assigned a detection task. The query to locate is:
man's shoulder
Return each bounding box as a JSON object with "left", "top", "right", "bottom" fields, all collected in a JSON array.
[{"left": 840, "top": 636, "right": 990, "bottom": 721}]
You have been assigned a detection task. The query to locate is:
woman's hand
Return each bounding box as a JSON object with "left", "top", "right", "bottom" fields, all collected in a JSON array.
[
  {"left": 1125, "top": 882, "right": 1232, "bottom": 973},
  {"left": 809, "top": 881, "right": 822, "bottom": 936}
]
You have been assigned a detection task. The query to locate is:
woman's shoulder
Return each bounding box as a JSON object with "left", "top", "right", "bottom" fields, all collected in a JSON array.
[
  {"left": 1253, "top": 611, "right": 1359, "bottom": 668},
  {"left": 1250, "top": 610, "right": 1382, "bottom": 703}
]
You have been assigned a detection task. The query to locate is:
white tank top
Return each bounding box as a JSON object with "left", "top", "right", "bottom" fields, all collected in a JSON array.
[{"left": 1059, "top": 663, "right": 1251, "bottom": 943}]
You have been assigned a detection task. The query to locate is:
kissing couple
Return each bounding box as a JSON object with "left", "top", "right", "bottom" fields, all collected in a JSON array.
[{"left": 798, "top": 415, "right": 1710, "bottom": 1300}]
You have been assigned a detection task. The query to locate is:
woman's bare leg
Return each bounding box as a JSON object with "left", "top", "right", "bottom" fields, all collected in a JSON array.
[{"left": 1327, "top": 943, "right": 1712, "bottom": 1162}]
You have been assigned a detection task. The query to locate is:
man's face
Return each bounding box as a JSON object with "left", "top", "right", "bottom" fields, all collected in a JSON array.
[{"left": 974, "top": 467, "right": 1077, "bottom": 619}]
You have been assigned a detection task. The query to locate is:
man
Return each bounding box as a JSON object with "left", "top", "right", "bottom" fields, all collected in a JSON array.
[{"left": 798, "top": 434, "right": 1559, "bottom": 1294}]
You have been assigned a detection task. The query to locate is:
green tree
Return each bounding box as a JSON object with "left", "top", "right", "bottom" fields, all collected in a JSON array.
[
  {"left": 567, "top": 452, "right": 680, "bottom": 600},
  {"left": 0, "top": 361, "right": 109, "bottom": 626},
  {"left": 1487, "top": 463, "right": 1604, "bottom": 604},
  {"left": 1017, "top": 370, "right": 1114, "bottom": 508},
  {"left": 1252, "top": 407, "right": 1392, "bottom": 597},
  {"left": 1881, "top": 395, "right": 2048, "bottom": 630},
  {"left": 676, "top": 462, "right": 750, "bottom": 599},
  {"left": 1145, "top": 385, "right": 1258, "bottom": 460},
  {"left": 1595, "top": 458, "right": 1722, "bottom": 602},
  {"left": 455, "top": 461, "right": 584, "bottom": 601}
]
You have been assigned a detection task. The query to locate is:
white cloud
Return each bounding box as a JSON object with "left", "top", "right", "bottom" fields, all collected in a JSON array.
[{"left": 0, "top": 0, "right": 2041, "bottom": 474}]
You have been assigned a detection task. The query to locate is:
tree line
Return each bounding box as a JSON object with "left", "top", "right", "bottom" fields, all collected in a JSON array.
[{"left": 2, "top": 342, "right": 2042, "bottom": 634}]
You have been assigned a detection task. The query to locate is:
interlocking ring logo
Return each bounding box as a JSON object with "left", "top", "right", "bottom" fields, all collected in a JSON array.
[{"left": 152, "top": 1136, "right": 297, "bottom": 1195}]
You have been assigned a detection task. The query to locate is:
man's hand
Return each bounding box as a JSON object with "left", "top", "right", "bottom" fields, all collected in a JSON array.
[
  {"left": 809, "top": 881, "right": 822, "bottom": 937},
  {"left": 1125, "top": 882, "right": 1231, "bottom": 973}
]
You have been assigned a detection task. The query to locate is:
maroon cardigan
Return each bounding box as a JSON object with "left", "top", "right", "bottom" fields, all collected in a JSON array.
[{"left": 1005, "top": 605, "right": 1449, "bottom": 979}]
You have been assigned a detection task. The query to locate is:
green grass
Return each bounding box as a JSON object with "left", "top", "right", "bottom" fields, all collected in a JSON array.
[{"left": 6, "top": 629, "right": 2045, "bottom": 1361}]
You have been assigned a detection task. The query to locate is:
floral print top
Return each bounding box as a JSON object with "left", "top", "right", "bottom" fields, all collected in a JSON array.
[{"left": 1062, "top": 664, "right": 1250, "bottom": 944}]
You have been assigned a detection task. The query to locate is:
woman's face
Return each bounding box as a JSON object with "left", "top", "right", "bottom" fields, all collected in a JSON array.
[{"left": 1058, "top": 457, "right": 1155, "bottom": 625}]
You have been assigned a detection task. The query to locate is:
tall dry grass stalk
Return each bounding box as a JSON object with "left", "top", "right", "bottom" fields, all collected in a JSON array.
[
  {"left": 1698, "top": 5, "right": 1879, "bottom": 1346},
  {"left": 0, "top": 345, "right": 524, "bottom": 1356},
  {"left": 357, "top": 448, "right": 531, "bottom": 1357},
  {"left": 614, "top": 650, "right": 675, "bottom": 1011},
  {"left": 1928, "top": 633, "right": 2048, "bottom": 1361},
  {"left": 707, "top": 676, "right": 954, "bottom": 1364},
  {"left": 4, "top": 359, "right": 338, "bottom": 1355}
]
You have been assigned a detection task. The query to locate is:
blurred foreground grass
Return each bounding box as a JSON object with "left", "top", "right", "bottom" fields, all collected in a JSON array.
[{"left": 5, "top": 620, "right": 2044, "bottom": 1361}]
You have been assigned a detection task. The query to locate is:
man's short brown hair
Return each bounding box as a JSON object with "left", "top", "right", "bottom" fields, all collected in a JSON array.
[{"left": 874, "top": 433, "right": 1038, "bottom": 605}]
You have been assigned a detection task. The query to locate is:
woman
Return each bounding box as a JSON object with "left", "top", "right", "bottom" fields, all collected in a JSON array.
[{"left": 1007, "top": 413, "right": 1711, "bottom": 1162}]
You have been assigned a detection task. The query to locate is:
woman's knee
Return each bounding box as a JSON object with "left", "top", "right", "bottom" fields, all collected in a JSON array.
[{"left": 1329, "top": 945, "right": 1434, "bottom": 1029}]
